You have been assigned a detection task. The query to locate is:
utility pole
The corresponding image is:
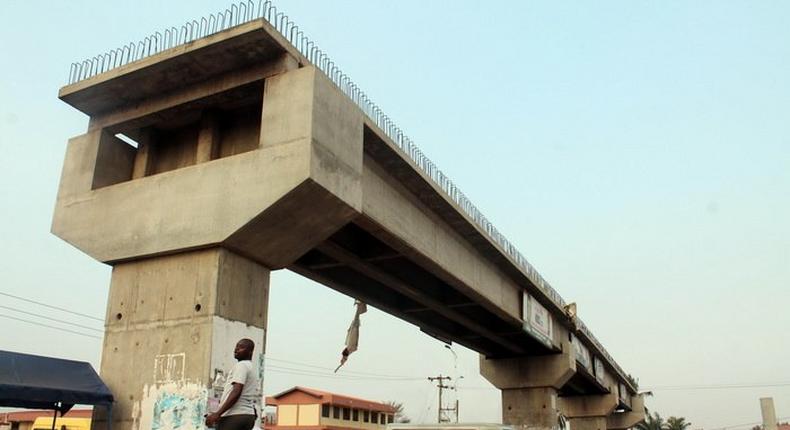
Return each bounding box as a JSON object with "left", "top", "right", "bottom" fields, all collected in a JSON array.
[{"left": 428, "top": 375, "right": 458, "bottom": 423}]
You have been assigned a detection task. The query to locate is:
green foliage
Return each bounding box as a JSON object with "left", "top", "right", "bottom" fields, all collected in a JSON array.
[
  {"left": 637, "top": 412, "right": 666, "bottom": 430},
  {"left": 626, "top": 373, "right": 640, "bottom": 391},
  {"left": 383, "top": 401, "right": 411, "bottom": 423},
  {"left": 666, "top": 416, "right": 692, "bottom": 430},
  {"left": 637, "top": 412, "right": 692, "bottom": 430}
]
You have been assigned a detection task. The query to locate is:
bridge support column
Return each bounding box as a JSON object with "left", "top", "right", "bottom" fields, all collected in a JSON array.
[
  {"left": 559, "top": 390, "right": 618, "bottom": 430},
  {"left": 91, "top": 248, "right": 269, "bottom": 430},
  {"left": 607, "top": 395, "right": 646, "bottom": 430},
  {"left": 480, "top": 338, "right": 575, "bottom": 430}
]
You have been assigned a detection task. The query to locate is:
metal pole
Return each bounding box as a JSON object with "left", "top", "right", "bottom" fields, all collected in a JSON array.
[
  {"left": 437, "top": 377, "right": 443, "bottom": 423},
  {"left": 50, "top": 405, "right": 58, "bottom": 430}
]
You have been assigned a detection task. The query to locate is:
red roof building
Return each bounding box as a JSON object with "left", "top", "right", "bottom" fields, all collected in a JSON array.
[
  {"left": 265, "top": 387, "right": 396, "bottom": 430},
  {"left": 0, "top": 410, "right": 92, "bottom": 430}
]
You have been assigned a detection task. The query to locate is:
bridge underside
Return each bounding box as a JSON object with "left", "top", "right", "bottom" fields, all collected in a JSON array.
[
  {"left": 292, "top": 225, "right": 614, "bottom": 399},
  {"left": 292, "top": 221, "right": 550, "bottom": 358}
]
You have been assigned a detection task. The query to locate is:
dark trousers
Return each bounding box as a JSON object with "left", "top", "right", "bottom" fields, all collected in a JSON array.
[{"left": 217, "top": 414, "right": 256, "bottom": 430}]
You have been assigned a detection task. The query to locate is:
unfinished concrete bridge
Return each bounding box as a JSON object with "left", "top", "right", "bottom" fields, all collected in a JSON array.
[{"left": 53, "top": 3, "right": 645, "bottom": 430}]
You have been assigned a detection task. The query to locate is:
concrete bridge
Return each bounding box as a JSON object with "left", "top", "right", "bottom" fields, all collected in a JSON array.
[{"left": 53, "top": 9, "right": 644, "bottom": 430}]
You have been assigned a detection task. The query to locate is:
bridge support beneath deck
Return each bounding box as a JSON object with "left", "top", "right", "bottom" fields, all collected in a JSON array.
[{"left": 480, "top": 338, "right": 575, "bottom": 430}]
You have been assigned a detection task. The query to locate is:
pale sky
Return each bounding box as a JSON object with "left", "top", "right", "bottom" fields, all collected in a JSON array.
[{"left": 1, "top": 1, "right": 789, "bottom": 428}]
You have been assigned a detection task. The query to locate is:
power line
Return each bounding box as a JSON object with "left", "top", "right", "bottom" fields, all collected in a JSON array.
[
  {"left": 266, "top": 364, "right": 424, "bottom": 381},
  {"left": 265, "top": 366, "right": 424, "bottom": 382},
  {"left": 0, "top": 291, "right": 104, "bottom": 322},
  {"left": 428, "top": 375, "right": 457, "bottom": 423},
  {"left": 0, "top": 314, "right": 102, "bottom": 340},
  {"left": 0, "top": 297, "right": 424, "bottom": 381},
  {"left": 644, "top": 382, "right": 790, "bottom": 391},
  {"left": 14, "top": 291, "right": 785, "bottom": 396},
  {"left": 457, "top": 382, "right": 790, "bottom": 392},
  {"left": 0, "top": 304, "right": 103, "bottom": 333},
  {"left": 709, "top": 416, "right": 790, "bottom": 430},
  {"left": 265, "top": 357, "right": 416, "bottom": 379}
]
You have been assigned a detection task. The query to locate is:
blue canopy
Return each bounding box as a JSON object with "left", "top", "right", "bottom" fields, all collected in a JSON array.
[{"left": 0, "top": 350, "right": 113, "bottom": 413}]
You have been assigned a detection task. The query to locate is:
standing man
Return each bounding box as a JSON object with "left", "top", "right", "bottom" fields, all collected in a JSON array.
[{"left": 205, "top": 338, "right": 260, "bottom": 430}]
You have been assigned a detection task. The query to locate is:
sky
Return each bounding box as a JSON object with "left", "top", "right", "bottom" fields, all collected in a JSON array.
[{"left": 1, "top": 0, "right": 789, "bottom": 428}]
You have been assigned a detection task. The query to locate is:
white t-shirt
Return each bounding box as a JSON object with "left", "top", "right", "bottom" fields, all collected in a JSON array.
[{"left": 220, "top": 360, "right": 260, "bottom": 416}]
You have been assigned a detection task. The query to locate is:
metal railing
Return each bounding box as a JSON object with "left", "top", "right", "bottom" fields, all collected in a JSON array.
[{"left": 66, "top": 0, "right": 632, "bottom": 391}]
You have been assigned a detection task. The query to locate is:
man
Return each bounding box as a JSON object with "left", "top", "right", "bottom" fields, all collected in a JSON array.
[{"left": 205, "top": 338, "right": 260, "bottom": 430}]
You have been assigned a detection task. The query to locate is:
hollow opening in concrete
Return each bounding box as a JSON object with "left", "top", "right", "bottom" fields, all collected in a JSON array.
[{"left": 92, "top": 83, "right": 265, "bottom": 189}]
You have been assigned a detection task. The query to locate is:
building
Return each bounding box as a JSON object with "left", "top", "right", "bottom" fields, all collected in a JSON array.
[
  {"left": 0, "top": 410, "right": 92, "bottom": 430},
  {"left": 265, "top": 387, "right": 396, "bottom": 430}
]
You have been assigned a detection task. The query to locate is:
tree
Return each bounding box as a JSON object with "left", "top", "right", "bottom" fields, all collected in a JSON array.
[
  {"left": 666, "top": 416, "right": 692, "bottom": 430},
  {"left": 384, "top": 401, "right": 411, "bottom": 423},
  {"left": 636, "top": 412, "right": 665, "bottom": 430},
  {"left": 626, "top": 374, "right": 640, "bottom": 391}
]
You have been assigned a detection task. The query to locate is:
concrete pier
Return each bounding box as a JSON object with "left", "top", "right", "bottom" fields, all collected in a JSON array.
[{"left": 93, "top": 249, "right": 268, "bottom": 430}]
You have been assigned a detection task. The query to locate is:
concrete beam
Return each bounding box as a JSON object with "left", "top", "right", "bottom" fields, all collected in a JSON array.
[
  {"left": 560, "top": 391, "right": 619, "bottom": 419},
  {"left": 316, "top": 241, "right": 526, "bottom": 355},
  {"left": 480, "top": 336, "right": 575, "bottom": 390},
  {"left": 560, "top": 371, "right": 619, "bottom": 419},
  {"left": 607, "top": 395, "right": 646, "bottom": 430},
  {"left": 569, "top": 417, "right": 608, "bottom": 430},
  {"left": 287, "top": 263, "right": 495, "bottom": 357},
  {"left": 87, "top": 54, "right": 297, "bottom": 133}
]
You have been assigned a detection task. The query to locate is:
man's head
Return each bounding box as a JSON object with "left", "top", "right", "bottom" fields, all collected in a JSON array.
[{"left": 234, "top": 338, "right": 255, "bottom": 361}]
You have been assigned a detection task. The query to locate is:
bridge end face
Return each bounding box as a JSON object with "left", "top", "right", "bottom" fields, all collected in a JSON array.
[
  {"left": 52, "top": 59, "right": 363, "bottom": 268},
  {"left": 53, "top": 23, "right": 364, "bottom": 430}
]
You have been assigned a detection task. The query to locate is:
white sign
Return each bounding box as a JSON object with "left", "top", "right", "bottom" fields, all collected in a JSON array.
[
  {"left": 594, "top": 357, "right": 606, "bottom": 384},
  {"left": 522, "top": 292, "right": 554, "bottom": 347},
  {"left": 572, "top": 335, "right": 592, "bottom": 371}
]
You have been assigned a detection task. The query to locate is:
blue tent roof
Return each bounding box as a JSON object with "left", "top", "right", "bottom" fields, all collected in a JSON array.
[{"left": 0, "top": 350, "right": 113, "bottom": 413}]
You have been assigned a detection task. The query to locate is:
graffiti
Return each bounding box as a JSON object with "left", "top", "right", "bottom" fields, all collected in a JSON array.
[
  {"left": 148, "top": 384, "right": 208, "bottom": 430},
  {"left": 154, "top": 353, "right": 185, "bottom": 384}
]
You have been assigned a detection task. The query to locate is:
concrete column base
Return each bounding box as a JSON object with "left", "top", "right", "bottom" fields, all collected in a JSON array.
[
  {"left": 91, "top": 248, "right": 269, "bottom": 430},
  {"left": 501, "top": 387, "right": 561, "bottom": 430},
  {"left": 570, "top": 416, "right": 607, "bottom": 430}
]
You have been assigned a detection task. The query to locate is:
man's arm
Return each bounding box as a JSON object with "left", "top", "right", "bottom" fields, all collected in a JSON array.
[
  {"left": 206, "top": 383, "right": 244, "bottom": 426},
  {"left": 205, "top": 382, "right": 244, "bottom": 426}
]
